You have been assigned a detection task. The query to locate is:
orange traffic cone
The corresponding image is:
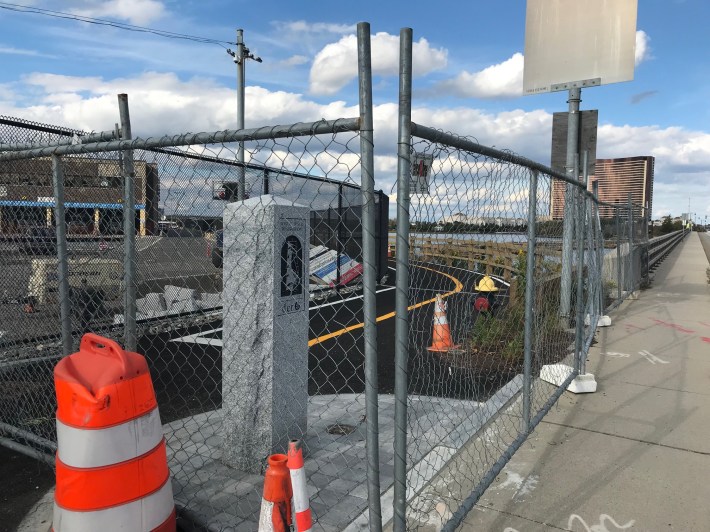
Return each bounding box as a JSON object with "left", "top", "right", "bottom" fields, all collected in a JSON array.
[
  {"left": 427, "top": 295, "right": 460, "bottom": 352},
  {"left": 258, "top": 454, "right": 293, "bottom": 532}
]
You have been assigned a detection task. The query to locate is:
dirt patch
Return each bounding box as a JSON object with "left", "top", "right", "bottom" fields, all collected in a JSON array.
[
  {"left": 436, "top": 333, "right": 573, "bottom": 375},
  {"left": 0, "top": 445, "right": 54, "bottom": 532},
  {"left": 435, "top": 304, "right": 574, "bottom": 380}
]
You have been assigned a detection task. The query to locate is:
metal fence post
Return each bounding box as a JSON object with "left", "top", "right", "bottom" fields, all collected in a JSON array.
[
  {"left": 394, "top": 26, "right": 413, "bottom": 532},
  {"left": 262, "top": 168, "right": 270, "bottom": 195},
  {"left": 592, "top": 179, "right": 602, "bottom": 316},
  {"left": 616, "top": 208, "right": 622, "bottom": 301},
  {"left": 357, "top": 21, "right": 382, "bottom": 532},
  {"left": 336, "top": 183, "right": 344, "bottom": 288},
  {"left": 51, "top": 154, "right": 73, "bottom": 356},
  {"left": 118, "top": 94, "right": 137, "bottom": 352},
  {"left": 627, "top": 193, "right": 634, "bottom": 293},
  {"left": 573, "top": 155, "right": 586, "bottom": 375},
  {"left": 523, "top": 169, "right": 538, "bottom": 432},
  {"left": 560, "top": 87, "right": 581, "bottom": 324}
]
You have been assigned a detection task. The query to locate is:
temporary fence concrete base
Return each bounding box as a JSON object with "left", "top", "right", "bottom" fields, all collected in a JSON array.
[
  {"left": 539, "top": 364, "right": 597, "bottom": 394},
  {"left": 584, "top": 314, "right": 612, "bottom": 327}
]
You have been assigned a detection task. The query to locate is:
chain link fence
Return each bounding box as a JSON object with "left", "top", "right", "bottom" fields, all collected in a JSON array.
[
  {"left": 0, "top": 23, "right": 690, "bottom": 532},
  {"left": 0, "top": 94, "right": 390, "bottom": 529},
  {"left": 390, "top": 123, "right": 610, "bottom": 530}
]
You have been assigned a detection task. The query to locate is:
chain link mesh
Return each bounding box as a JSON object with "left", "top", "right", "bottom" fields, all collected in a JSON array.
[
  {"left": 0, "top": 110, "right": 677, "bottom": 531},
  {"left": 0, "top": 115, "right": 395, "bottom": 530},
  {"left": 396, "top": 130, "right": 612, "bottom": 530}
]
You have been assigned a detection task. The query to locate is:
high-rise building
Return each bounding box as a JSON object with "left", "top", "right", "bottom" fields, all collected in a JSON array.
[{"left": 551, "top": 155, "right": 654, "bottom": 219}]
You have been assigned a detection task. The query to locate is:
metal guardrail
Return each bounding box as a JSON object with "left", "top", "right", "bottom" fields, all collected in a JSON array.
[{"left": 647, "top": 229, "right": 687, "bottom": 269}]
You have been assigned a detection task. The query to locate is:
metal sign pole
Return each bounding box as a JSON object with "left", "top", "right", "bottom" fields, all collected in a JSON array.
[{"left": 560, "top": 87, "right": 581, "bottom": 325}]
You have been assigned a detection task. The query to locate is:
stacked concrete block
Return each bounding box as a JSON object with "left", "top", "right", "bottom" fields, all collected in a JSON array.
[
  {"left": 164, "top": 285, "right": 198, "bottom": 314},
  {"left": 198, "top": 292, "right": 222, "bottom": 310},
  {"left": 136, "top": 293, "right": 167, "bottom": 315}
]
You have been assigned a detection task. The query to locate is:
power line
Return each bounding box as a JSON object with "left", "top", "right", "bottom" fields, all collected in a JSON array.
[{"left": 0, "top": 1, "right": 235, "bottom": 47}]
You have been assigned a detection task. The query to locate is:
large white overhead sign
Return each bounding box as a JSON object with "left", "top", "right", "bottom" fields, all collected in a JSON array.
[{"left": 523, "top": 0, "right": 638, "bottom": 94}]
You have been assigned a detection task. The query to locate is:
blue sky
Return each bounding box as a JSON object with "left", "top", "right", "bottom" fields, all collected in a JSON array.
[{"left": 0, "top": 0, "right": 709, "bottom": 220}]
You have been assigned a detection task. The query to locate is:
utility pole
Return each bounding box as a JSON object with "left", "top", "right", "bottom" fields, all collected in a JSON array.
[{"left": 227, "top": 29, "right": 262, "bottom": 201}]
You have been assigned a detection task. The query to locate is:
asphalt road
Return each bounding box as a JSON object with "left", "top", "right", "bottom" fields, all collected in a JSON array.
[
  {"left": 150, "top": 259, "right": 510, "bottom": 424},
  {"left": 0, "top": 236, "right": 219, "bottom": 348},
  {"left": 1, "top": 234, "right": 510, "bottom": 421},
  {"left": 0, "top": 255, "right": 507, "bottom": 530}
]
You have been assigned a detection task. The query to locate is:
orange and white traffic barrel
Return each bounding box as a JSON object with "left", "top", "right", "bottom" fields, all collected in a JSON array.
[
  {"left": 287, "top": 440, "right": 312, "bottom": 532},
  {"left": 52, "top": 333, "right": 175, "bottom": 532},
  {"left": 258, "top": 454, "right": 293, "bottom": 532}
]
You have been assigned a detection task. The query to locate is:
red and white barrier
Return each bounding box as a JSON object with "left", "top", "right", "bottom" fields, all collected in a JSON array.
[{"left": 287, "top": 440, "right": 312, "bottom": 532}]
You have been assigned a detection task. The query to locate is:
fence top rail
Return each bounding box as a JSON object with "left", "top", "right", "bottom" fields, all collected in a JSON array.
[
  {"left": 410, "top": 122, "right": 600, "bottom": 203},
  {"left": 0, "top": 129, "right": 120, "bottom": 152},
  {"left": 149, "top": 146, "right": 364, "bottom": 192},
  {"left": 0, "top": 117, "right": 360, "bottom": 162}
]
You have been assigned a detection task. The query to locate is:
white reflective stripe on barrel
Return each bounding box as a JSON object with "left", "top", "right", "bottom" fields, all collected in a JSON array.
[
  {"left": 258, "top": 499, "right": 275, "bottom": 532},
  {"left": 53, "top": 478, "right": 174, "bottom": 532},
  {"left": 434, "top": 315, "right": 448, "bottom": 325},
  {"left": 290, "top": 467, "right": 309, "bottom": 513},
  {"left": 56, "top": 407, "right": 163, "bottom": 468}
]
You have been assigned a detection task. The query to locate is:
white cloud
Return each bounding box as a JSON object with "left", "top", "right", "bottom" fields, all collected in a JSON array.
[
  {"left": 309, "top": 32, "right": 447, "bottom": 96},
  {"left": 0, "top": 46, "right": 45, "bottom": 57},
  {"left": 278, "top": 55, "right": 310, "bottom": 68},
  {"left": 635, "top": 30, "right": 651, "bottom": 66},
  {"left": 276, "top": 21, "right": 355, "bottom": 35},
  {"left": 435, "top": 53, "right": 524, "bottom": 99},
  {"left": 4, "top": 71, "right": 356, "bottom": 136},
  {"left": 597, "top": 124, "right": 710, "bottom": 173},
  {"left": 67, "top": 0, "right": 165, "bottom": 25},
  {"left": 3, "top": 70, "right": 709, "bottom": 219}
]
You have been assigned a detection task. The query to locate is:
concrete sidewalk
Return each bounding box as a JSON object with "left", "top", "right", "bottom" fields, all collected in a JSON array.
[{"left": 460, "top": 233, "right": 710, "bottom": 531}]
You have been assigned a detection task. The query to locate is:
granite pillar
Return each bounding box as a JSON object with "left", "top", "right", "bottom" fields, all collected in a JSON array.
[{"left": 221, "top": 195, "right": 309, "bottom": 473}]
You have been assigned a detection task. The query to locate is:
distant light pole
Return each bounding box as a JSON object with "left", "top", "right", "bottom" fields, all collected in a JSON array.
[{"left": 227, "top": 29, "right": 262, "bottom": 201}]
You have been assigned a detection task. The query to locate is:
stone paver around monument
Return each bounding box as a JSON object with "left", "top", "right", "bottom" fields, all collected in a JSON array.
[{"left": 164, "top": 378, "right": 522, "bottom": 531}]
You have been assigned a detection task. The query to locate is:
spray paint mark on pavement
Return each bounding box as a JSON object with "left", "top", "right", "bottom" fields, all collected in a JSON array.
[
  {"left": 649, "top": 318, "right": 695, "bottom": 334},
  {"left": 568, "top": 513, "right": 635, "bottom": 531},
  {"left": 603, "top": 351, "right": 631, "bottom": 358},
  {"left": 639, "top": 350, "right": 669, "bottom": 365},
  {"left": 496, "top": 471, "right": 539, "bottom": 502},
  {"left": 504, "top": 513, "right": 635, "bottom": 532}
]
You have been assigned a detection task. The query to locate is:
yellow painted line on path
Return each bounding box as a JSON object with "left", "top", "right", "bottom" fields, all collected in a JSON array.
[{"left": 308, "top": 264, "right": 464, "bottom": 347}]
